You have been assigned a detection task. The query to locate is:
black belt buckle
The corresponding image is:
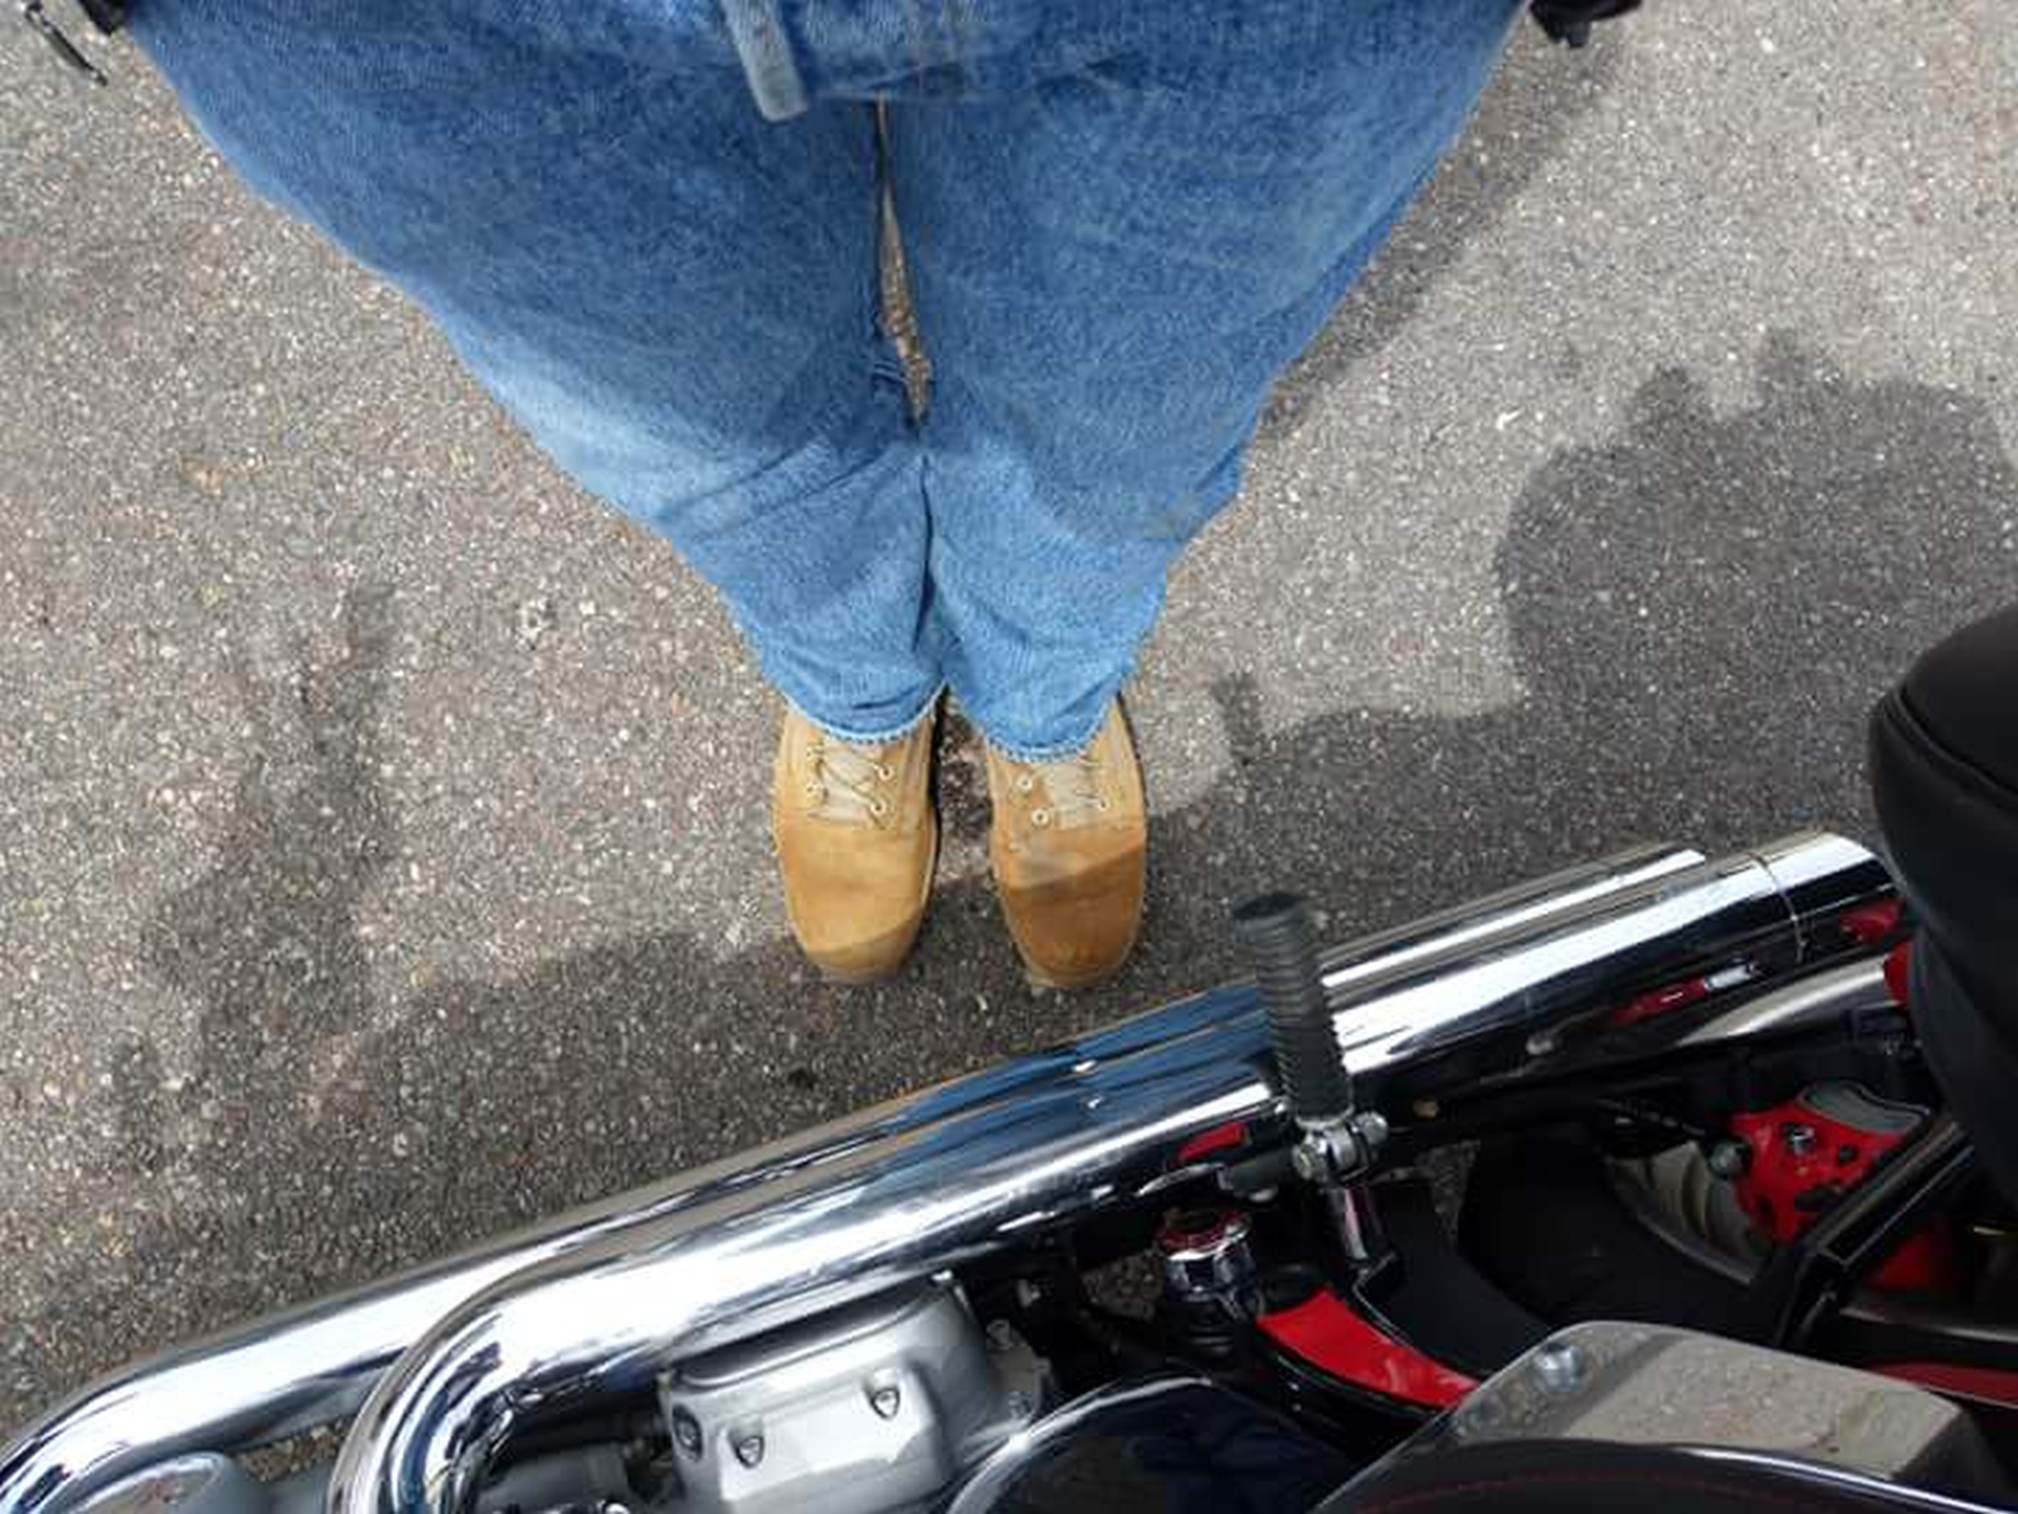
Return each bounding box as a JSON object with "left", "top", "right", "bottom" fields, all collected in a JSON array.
[{"left": 21, "top": 0, "right": 125, "bottom": 86}]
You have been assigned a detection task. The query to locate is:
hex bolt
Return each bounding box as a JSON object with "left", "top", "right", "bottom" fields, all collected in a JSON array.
[
  {"left": 1531, "top": 1340, "right": 1587, "bottom": 1395},
  {"left": 1005, "top": 1391, "right": 1032, "bottom": 1420},
  {"left": 1782, "top": 1122, "right": 1818, "bottom": 1156},
  {"left": 670, "top": 1409, "right": 703, "bottom": 1461},
  {"left": 985, "top": 1318, "right": 1016, "bottom": 1354},
  {"left": 1706, "top": 1139, "right": 1750, "bottom": 1179}
]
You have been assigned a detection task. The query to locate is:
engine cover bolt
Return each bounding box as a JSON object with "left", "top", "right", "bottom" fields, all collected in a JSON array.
[
  {"left": 1782, "top": 1122, "right": 1818, "bottom": 1156},
  {"left": 670, "top": 1409, "right": 703, "bottom": 1460},
  {"left": 1532, "top": 1340, "right": 1587, "bottom": 1395},
  {"left": 733, "top": 1432, "right": 766, "bottom": 1469},
  {"left": 867, "top": 1383, "right": 902, "bottom": 1420},
  {"left": 985, "top": 1318, "right": 1016, "bottom": 1354},
  {"left": 1706, "top": 1139, "right": 1751, "bottom": 1179}
]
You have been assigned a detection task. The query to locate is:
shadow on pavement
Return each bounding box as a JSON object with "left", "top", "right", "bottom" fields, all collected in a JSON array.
[
  {"left": 1262, "top": 31, "right": 1621, "bottom": 439},
  {"left": 7, "top": 335, "right": 2015, "bottom": 1433}
]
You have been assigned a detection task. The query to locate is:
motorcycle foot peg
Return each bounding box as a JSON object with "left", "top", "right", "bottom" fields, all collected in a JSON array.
[
  {"left": 1233, "top": 892, "right": 1387, "bottom": 1168},
  {"left": 1236, "top": 891, "right": 1391, "bottom": 1270},
  {"left": 1233, "top": 891, "right": 1355, "bottom": 1126}
]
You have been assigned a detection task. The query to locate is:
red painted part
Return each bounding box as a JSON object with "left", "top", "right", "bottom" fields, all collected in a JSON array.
[
  {"left": 1174, "top": 1120, "right": 1250, "bottom": 1165},
  {"left": 1842, "top": 898, "right": 1905, "bottom": 947},
  {"left": 1609, "top": 963, "right": 1760, "bottom": 1029},
  {"left": 1732, "top": 1096, "right": 1912, "bottom": 1244},
  {"left": 1256, "top": 1290, "right": 1476, "bottom": 1409},
  {"left": 1869, "top": 1228, "right": 1955, "bottom": 1292},
  {"left": 1884, "top": 940, "right": 1915, "bottom": 1011},
  {"left": 1731, "top": 1088, "right": 1954, "bottom": 1293},
  {"left": 1611, "top": 976, "right": 1713, "bottom": 1028},
  {"left": 1874, "top": 1362, "right": 2018, "bottom": 1409}
]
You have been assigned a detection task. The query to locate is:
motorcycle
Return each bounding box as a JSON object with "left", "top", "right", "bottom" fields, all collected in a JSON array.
[{"left": 6, "top": 605, "right": 2016, "bottom": 1514}]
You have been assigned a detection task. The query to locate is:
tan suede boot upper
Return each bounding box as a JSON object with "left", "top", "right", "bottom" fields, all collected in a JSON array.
[
  {"left": 772, "top": 707, "right": 937, "bottom": 983},
  {"left": 986, "top": 702, "right": 1147, "bottom": 989}
]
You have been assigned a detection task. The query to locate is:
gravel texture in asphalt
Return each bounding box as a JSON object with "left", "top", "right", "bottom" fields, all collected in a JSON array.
[{"left": 3, "top": 0, "right": 2015, "bottom": 1435}]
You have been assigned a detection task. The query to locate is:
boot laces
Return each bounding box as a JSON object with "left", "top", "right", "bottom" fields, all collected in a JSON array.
[
  {"left": 805, "top": 735, "right": 895, "bottom": 824},
  {"left": 1014, "top": 747, "right": 1112, "bottom": 830}
]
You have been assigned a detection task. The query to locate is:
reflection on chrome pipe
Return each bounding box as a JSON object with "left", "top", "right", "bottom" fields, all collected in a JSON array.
[
  {"left": 326, "top": 833, "right": 1890, "bottom": 1514},
  {"left": 1332, "top": 832, "right": 1891, "bottom": 1096},
  {"left": 0, "top": 1172, "right": 779, "bottom": 1514},
  {"left": 1315, "top": 842, "right": 1704, "bottom": 998},
  {"left": 1, "top": 843, "right": 1699, "bottom": 1514},
  {"left": 1682, "top": 956, "right": 1894, "bottom": 1048}
]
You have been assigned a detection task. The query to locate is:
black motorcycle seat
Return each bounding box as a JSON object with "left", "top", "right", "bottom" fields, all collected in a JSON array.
[{"left": 1870, "top": 602, "right": 2018, "bottom": 1203}]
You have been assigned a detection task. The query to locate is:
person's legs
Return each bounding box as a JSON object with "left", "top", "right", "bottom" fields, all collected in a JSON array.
[
  {"left": 133, "top": 0, "right": 939, "bottom": 741},
  {"left": 134, "top": 0, "right": 949, "bottom": 980},
  {"left": 887, "top": 0, "right": 1519, "bottom": 984},
  {"left": 890, "top": 0, "right": 1522, "bottom": 757}
]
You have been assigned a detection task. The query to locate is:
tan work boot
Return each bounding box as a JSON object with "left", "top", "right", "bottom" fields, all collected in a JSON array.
[
  {"left": 986, "top": 702, "right": 1147, "bottom": 989},
  {"left": 772, "top": 706, "right": 938, "bottom": 983}
]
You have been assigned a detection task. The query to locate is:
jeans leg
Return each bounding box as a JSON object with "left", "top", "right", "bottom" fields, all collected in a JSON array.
[
  {"left": 890, "top": 0, "right": 1521, "bottom": 757},
  {"left": 133, "top": 0, "right": 940, "bottom": 742}
]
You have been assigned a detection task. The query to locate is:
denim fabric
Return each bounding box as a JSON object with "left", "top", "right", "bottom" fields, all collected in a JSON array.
[
  {"left": 718, "top": 0, "right": 1136, "bottom": 121},
  {"left": 134, "top": 0, "right": 1518, "bottom": 757}
]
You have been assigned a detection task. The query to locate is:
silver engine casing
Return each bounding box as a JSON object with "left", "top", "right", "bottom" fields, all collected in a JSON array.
[{"left": 658, "top": 1285, "right": 1045, "bottom": 1514}]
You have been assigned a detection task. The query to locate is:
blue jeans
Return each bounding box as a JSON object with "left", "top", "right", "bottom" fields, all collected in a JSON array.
[{"left": 135, "top": 0, "right": 1518, "bottom": 757}]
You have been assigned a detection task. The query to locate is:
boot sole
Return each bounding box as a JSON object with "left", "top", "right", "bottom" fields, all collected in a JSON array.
[{"left": 1014, "top": 923, "right": 1141, "bottom": 992}]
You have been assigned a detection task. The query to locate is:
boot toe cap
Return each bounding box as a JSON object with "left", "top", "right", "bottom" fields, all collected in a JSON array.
[{"left": 1002, "top": 848, "right": 1144, "bottom": 989}]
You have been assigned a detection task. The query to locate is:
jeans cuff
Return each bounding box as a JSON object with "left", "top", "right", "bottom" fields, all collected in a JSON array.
[
  {"left": 972, "top": 708, "right": 1111, "bottom": 765},
  {"left": 715, "top": 0, "right": 811, "bottom": 120},
  {"left": 788, "top": 683, "right": 945, "bottom": 747}
]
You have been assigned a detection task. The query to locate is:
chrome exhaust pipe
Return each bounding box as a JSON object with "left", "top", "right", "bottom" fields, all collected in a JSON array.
[
  {"left": 0, "top": 833, "right": 1889, "bottom": 1514},
  {"left": 329, "top": 832, "right": 1887, "bottom": 1514}
]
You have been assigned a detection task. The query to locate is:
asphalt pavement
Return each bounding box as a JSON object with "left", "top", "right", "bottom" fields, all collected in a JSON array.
[{"left": 4, "top": 1, "right": 2015, "bottom": 1434}]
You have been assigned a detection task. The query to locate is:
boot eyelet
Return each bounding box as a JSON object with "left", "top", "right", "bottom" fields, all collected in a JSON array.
[
  {"left": 1030, "top": 808, "right": 1051, "bottom": 827},
  {"left": 876, "top": 764, "right": 895, "bottom": 781},
  {"left": 1096, "top": 798, "right": 1112, "bottom": 812},
  {"left": 1015, "top": 775, "right": 1035, "bottom": 793},
  {"left": 871, "top": 798, "right": 891, "bottom": 817}
]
